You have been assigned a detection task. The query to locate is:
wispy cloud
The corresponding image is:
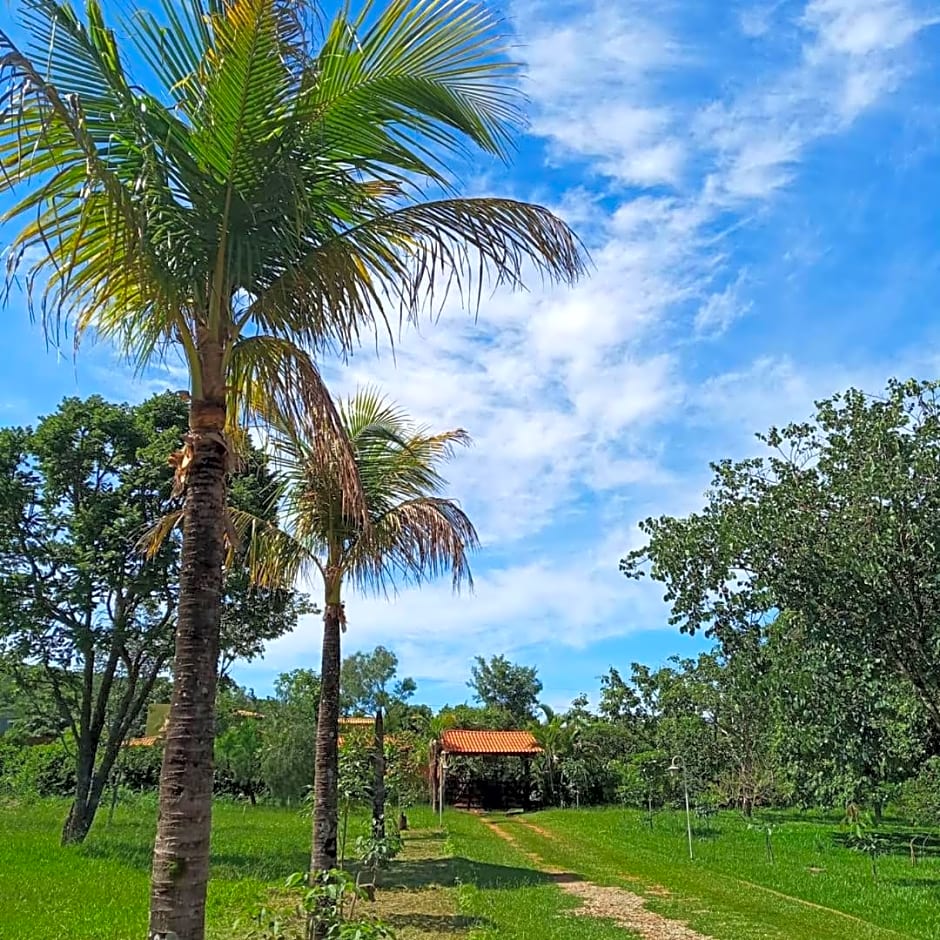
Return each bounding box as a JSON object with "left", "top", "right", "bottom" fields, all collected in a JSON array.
[{"left": 228, "top": 0, "right": 940, "bottom": 699}]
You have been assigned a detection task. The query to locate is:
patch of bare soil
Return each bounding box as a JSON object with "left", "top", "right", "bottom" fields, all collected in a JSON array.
[
  {"left": 563, "top": 882, "right": 709, "bottom": 939},
  {"left": 481, "top": 815, "right": 712, "bottom": 940}
]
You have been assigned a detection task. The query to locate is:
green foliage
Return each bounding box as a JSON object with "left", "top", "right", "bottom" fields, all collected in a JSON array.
[
  {"left": 0, "top": 394, "right": 308, "bottom": 835},
  {"left": 216, "top": 718, "right": 264, "bottom": 804},
  {"left": 608, "top": 749, "right": 670, "bottom": 815},
  {"left": 340, "top": 647, "right": 415, "bottom": 720},
  {"left": 0, "top": 739, "right": 74, "bottom": 798},
  {"left": 383, "top": 732, "right": 427, "bottom": 810},
  {"left": 236, "top": 870, "right": 395, "bottom": 940},
  {"left": 623, "top": 379, "right": 940, "bottom": 812},
  {"left": 468, "top": 655, "right": 543, "bottom": 724},
  {"left": 259, "top": 670, "right": 320, "bottom": 805},
  {"left": 897, "top": 757, "right": 940, "bottom": 826},
  {"left": 117, "top": 745, "right": 164, "bottom": 792},
  {"left": 355, "top": 831, "right": 403, "bottom": 876}
]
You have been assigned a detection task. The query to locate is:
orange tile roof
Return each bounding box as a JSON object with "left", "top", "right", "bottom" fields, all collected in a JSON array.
[
  {"left": 440, "top": 729, "right": 542, "bottom": 756},
  {"left": 339, "top": 717, "right": 374, "bottom": 726}
]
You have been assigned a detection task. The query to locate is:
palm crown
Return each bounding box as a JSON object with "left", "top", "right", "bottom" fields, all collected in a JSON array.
[
  {"left": 0, "top": 0, "right": 585, "bottom": 441},
  {"left": 250, "top": 387, "right": 479, "bottom": 593}
]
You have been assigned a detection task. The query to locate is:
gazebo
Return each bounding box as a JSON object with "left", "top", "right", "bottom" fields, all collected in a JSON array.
[{"left": 430, "top": 729, "right": 542, "bottom": 816}]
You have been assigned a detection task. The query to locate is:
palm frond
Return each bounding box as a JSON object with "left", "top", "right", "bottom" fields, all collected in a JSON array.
[
  {"left": 227, "top": 334, "right": 368, "bottom": 526},
  {"left": 276, "top": 387, "right": 478, "bottom": 595},
  {"left": 247, "top": 196, "right": 586, "bottom": 353},
  {"left": 348, "top": 495, "right": 479, "bottom": 592},
  {"left": 227, "top": 506, "right": 315, "bottom": 589},
  {"left": 309, "top": 0, "right": 523, "bottom": 182}
]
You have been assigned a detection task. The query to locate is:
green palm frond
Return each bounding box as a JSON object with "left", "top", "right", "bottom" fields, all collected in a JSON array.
[
  {"left": 256, "top": 387, "right": 477, "bottom": 595},
  {"left": 311, "top": 0, "right": 522, "bottom": 179},
  {"left": 2, "top": 0, "right": 583, "bottom": 542},
  {"left": 140, "top": 504, "right": 310, "bottom": 589},
  {"left": 3, "top": 0, "right": 584, "bottom": 364},
  {"left": 248, "top": 196, "right": 586, "bottom": 353}
]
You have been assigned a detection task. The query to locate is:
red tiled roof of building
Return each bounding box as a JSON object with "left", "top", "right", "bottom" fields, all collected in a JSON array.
[
  {"left": 440, "top": 729, "right": 542, "bottom": 756},
  {"left": 339, "top": 716, "right": 374, "bottom": 726}
]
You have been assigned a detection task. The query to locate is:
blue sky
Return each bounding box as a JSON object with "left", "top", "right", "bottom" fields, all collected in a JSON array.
[{"left": 2, "top": 0, "right": 940, "bottom": 710}]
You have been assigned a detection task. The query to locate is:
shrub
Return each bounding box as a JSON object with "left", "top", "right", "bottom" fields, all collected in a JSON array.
[
  {"left": 896, "top": 757, "right": 940, "bottom": 826},
  {"left": 0, "top": 738, "right": 74, "bottom": 798},
  {"left": 118, "top": 744, "right": 164, "bottom": 791}
]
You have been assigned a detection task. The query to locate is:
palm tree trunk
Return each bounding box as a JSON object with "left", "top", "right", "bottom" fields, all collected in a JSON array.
[
  {"left": 311, "top": 577, "right": 343, "bottom": 874},
  {"left": 372, "top": 707, "right": 386, "bottom": 840},
  {"left": 149, "top": 397, "right": 228, "bottom": 940}
]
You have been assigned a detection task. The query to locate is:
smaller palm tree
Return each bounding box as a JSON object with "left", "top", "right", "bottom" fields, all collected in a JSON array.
[
  {"left": 531, "top": 704, "right": 583, "bottom": 806},
  {"left": 245, "top": 389, "right": 477, "bottom": 879}
]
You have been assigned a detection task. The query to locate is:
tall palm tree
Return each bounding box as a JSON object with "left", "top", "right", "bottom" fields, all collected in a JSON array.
[
  {"left": 0, "top": 1, "right": 583, "bottom": 935},
  {"left": 245, "top": 389, "right": 478, "bottom": 882}
]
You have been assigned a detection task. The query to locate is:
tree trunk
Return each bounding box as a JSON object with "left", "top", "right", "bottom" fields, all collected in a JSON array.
[
  {"left": 311, "top": 587, "right": 343, "bottom": 875},
  {"left": 62, "top": 743, "right": 122, "bottom": 845},
  {"left": 372, "top": 707, "right": 386, "bottom": 840},
  {"left": 62, "top": 736, "right": 96, "bottom": 845},
  {"left": 149, "top": 397, "right": 227, "bottom": 940}
]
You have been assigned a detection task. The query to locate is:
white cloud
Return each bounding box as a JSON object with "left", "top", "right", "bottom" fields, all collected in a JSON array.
[
  {"left": 695, "top": 274, "right": 752, "bottom": 336},
  {"left": 232, "top": 0, "right": 938, "bottom": 698},
  {"left": 245, "top": 524, "right": 670, "bottom": 694}
]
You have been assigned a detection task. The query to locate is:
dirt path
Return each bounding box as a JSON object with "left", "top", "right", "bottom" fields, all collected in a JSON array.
[{"left": 479, "top": 815, "right": 712, "bottom": 940}]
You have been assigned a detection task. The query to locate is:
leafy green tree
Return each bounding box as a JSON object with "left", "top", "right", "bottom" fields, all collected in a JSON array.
[
  {"left": 260, "top": 669, "right": 320, "bottom": 805},
  {"left": 768, "top": 614, "right": 926, "bottom": 816},
  {"left": 468, "top": 655, "right": 543, "bottom": 724},
  {"left": 0, "top": 0, "right": 583, "bottom": 934},
  {"left": 530, "top": 704, "right": 582, "bottom": 806},
  {"left": 623, "top": 379, "right": 940, "bottom": 809},
  {"left": 215, "top": 717, "right": 264, "bottom": 804},
  {"left": 0, "top": 395, "right": 182, "bottom": 843},
  {"left": 340, "top": 646, "right": 416, "bottom": 721},
  {"left": 0, "top": 394, "right": 304, "bottom": 843},
  {"left": 598, "top": 668, "right": 642, "bottom": 722}
]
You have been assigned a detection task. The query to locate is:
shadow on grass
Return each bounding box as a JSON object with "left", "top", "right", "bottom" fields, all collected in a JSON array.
[
  {"left": 383, "top": 856, "right": 554, "bottom": 892},
  {"left": 383, "top": 912, "right": 494, "bottom": 933},
  {"left": 80, "top": 841, "right": 310, "bottom": 881},
  {"left": 831, "top": 829, "right": 940, "bottom": 859},
  {"left": 890, "top": 878, "right": 940, "bottom": 891},
  {"left": 398, "top": 830, "right": 445, "bottom": 842}
]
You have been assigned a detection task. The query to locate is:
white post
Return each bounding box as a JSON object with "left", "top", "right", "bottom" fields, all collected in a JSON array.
[
  {"left": 682, "top": 765, "right": 693, "bottom": 861},
  {"left": 439, "top": 755, "right": 446, "bottom": 828}
]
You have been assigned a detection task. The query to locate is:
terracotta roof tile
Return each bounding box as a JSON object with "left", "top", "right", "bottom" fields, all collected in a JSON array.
[
  {"left": 440, "top": 729, "right": 542, "bottom": 756},
  {"left": 339, "top": 717, "right": 374, "bottom": 726}
]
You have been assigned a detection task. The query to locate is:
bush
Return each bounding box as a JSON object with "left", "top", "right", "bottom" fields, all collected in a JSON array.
[
  {"left": 118, "top": 744, "right": 164, "bottom": 791},
  {"left": 0, "top": 738, "right": 74, "bottom": 798},
  {"left": 897, "top": 757, "right": 940, "bottom": 826}
]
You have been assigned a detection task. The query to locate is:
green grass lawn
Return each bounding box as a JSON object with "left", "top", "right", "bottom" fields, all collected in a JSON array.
[
  {"left": 0, "top": 797, "right": 324, "bottom": 939},
  {"left": 0, "top": 799, "right": 632, "bottom": 940},
  {"left": 4, "top": 799, "right": 940, "bottom": 940},
  {"left": 492, "top": 806, "right": 940, "bottom": 939}
]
